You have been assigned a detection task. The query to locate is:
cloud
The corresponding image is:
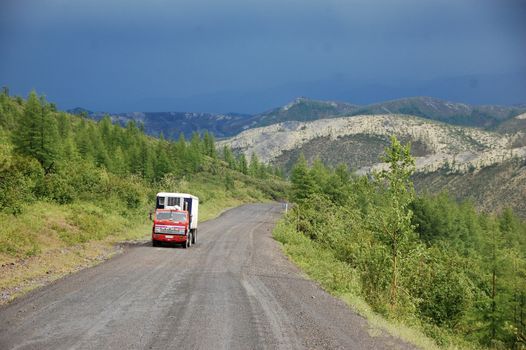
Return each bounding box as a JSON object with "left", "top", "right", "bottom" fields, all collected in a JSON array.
[{"left": 0, "top": 0, "right": 524, "bottom": 111}]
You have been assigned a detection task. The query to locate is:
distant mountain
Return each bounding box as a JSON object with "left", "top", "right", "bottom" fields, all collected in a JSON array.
[
  {"left": 350, "top": 96, "right": 525, "bottom": 129},
  {"left": 251, "top": 97, "right": 359, "bottom": 126},
  {"left": 70, "top": 96, "right": 526, "bottom": 139},
  {"left": 68, "top": 109, "right": 252, "bottom": 139},
  {"left": 68, "top": 97, "right": 359, "bottom": 138}
]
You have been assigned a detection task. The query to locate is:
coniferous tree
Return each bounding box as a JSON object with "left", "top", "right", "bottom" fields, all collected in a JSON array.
[
  {"left": 62, "top": 135, "right": 79, "bottom": 161},
  {"left": 188, "top": 132, "right": 203, "bottom": 172},
  {"left": 237, "top": 153, "right": 248, "bottom": 175},
  {"left": 374, "top": 136, "right": 415, "bottom": 312},
  {"left": 290, "top": 154, "right": 317, "bottom": 203},
  {"left": 249, "top": 152, "right": 260, "bottom": 177},
  {"left": 136, "top": 139, "right": 154, "bottom": 180},
  {"left": 203, "top": 131, "right": 216, "bottom": 158},
  {"left": 310, "top": 157, "right": 329, "bottom": 188},
  {"left": 90, "top": 126, "right": 109, "bottom": 168},
  {"left": 222, "top": 145, "right": 235, "bottom": 169},
  {"left": 335, "top": 163, "right": 350, "bottom": 183},
  {"left": 99, "top": 116, "right": 114, "bottom": 150},
  {"left": 111, "top": 146, "right": 127, "bottom": 176},
  {"left": 172, "top": 132, "right": 187, "bottom": 174},
  {"left": 76, "top": 119, "right": 94, "bottom": 160},
  {"left": 190, "top": 132, "right": 203, "bottom": 154},
  {"left": 258, "top": 162, "right": 269, "bottom": 179},
  {"left": 13, "top": 91, "right": 59, "bottom": 169},
  {"left": 154, "top": 135, "right": 171, "bottom": 180}
]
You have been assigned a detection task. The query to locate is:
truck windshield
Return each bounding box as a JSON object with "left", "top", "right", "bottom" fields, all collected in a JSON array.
[{"left": 156, "top": 211, "right": 186, "bottom": 222}]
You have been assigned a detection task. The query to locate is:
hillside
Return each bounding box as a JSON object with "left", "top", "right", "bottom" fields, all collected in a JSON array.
[
  {"left": 249, "top": 97, "right": 359, "bottom": 126},
  {"left": 413, "top": 157, "right": 526, "bottom": 216},
  {"left": 72, "top": 96, "right": 526, "bottom": 139},
  {"left": 496, "top": 111, "right": 526, "bottom": 134},
  {"left": 276, "top": 135, "right": 526, "bottom": 349},
  {"left": 218, "top": 114, "right": 526, "bottom": 216},
  {"left": 0, "top": 91, "right": 287, "bottom": 303}
]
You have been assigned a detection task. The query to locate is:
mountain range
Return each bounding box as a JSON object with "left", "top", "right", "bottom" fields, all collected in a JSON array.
[
  {"left": 73, "top": 96, "right": 526, "bottom": 216},
  {"left": 216, "top": 110, "right": 526, "bottom": 217},
  {"left": 70, "top": 96, "right": 526, "bottom": 139}
]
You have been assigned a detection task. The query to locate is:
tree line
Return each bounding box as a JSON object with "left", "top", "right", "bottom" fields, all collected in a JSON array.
[
  {"left": 0, "top": 90, "right": 281, "bottom": 215},
  {"left": 288, "top": 136, "right": 526, "bottom": 349}
]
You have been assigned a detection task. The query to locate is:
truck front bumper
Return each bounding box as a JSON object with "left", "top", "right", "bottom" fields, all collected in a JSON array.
[{"left": 152, "top": 233, "right": 187, "bottom": 243}]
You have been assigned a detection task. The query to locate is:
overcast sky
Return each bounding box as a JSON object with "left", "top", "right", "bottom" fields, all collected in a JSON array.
[{"left": 1, "top": 0, "right": 525, "bottom": 113}]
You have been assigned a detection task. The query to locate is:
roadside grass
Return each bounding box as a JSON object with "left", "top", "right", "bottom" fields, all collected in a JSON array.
[
  {"left": 0, "top": 201, "right": 151, "bottom": 303},
  {"left": 273, "top": 218, "right": 476, "bottom": 350},
  {"left": 0, "top": 173, "right": 285, "bottom": 304}
]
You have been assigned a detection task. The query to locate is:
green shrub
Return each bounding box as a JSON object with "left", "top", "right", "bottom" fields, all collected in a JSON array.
[{"left": 35, "top": 173, "right": 76, "bottom": 204}]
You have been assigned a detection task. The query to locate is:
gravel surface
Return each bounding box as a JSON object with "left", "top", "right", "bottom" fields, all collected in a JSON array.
[{"left": 0, "top": 203, "right": 416, "bottom": 349}]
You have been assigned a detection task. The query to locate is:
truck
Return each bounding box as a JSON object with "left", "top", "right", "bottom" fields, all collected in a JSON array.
[{"left": 151, "top": 192, "right": 199, "bottom": 248}]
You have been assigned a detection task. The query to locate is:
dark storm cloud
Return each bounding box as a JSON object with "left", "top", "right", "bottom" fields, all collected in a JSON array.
[{"left": 0, "top": 0, "right": 525, "bottom": 112}]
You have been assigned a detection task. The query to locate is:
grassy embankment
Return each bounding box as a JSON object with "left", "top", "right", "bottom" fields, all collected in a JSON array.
[
  {"left": 273, "top": 218, "right": 467, "bottom": 350},
  {"left": 0, "top": 172, "right": 279, "bottom": 304}
]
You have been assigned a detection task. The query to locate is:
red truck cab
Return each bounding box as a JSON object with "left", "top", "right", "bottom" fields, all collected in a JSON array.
[{"left": 152, "top": 209, "right": 193, "bottom": 248}]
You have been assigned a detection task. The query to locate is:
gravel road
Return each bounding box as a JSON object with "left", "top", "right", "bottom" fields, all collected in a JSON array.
[{"left": 0, "top": 203, "right": 416, "bottom": 349}]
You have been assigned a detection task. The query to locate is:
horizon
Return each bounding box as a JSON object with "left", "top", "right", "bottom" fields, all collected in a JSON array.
[{"left": 61, "top": 94, "right": 526, "bottom": 115}]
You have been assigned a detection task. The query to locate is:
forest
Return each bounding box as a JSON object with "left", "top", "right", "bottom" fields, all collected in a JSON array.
[
  {"left": 0, "top": 90, "right": 285, "bottom": 262},
  {"left": 278, "top": 137, "right": 526, "bottom": 349},
  {"left": 0, "top": 90, "right": 283, "bottom": 215}
]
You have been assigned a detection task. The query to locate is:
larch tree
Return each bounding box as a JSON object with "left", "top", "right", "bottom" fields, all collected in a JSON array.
[
  {"left": 290, "top": 154, "right": 317, "bottom": 203},
  {"left": 374, "top": 136, "right": 415, "bottom": 313},
  {"left": 13, "top": 91, "right": 59, "bottom": 170}
]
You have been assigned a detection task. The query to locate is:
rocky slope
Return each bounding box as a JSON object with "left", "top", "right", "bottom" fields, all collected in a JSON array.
[
  {"left": 413, "top": 158, "right": 526, "bottom": 217},
  {"left": 219, "top": 114, "right": 526, "bottom": 172},
  {"left": 218, "top": 114, "right": 526, "bottom": 216}
]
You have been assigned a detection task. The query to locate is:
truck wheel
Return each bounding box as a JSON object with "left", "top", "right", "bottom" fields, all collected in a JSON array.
[
  {"left": 152, "top": 240, "right": 159, "bottom": 247},
  {"left": 188, "top": 233, "right": 192, "bottom": 247},
  {"left": 182, "top": 236, "right": 189, "bottom": 249},
  {"left": 191, "top": 230, "right": 197, "bottom": 245}
]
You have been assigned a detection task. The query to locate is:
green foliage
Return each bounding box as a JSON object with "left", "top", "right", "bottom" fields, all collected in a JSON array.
[
  {"left": 249, "top": 152, "right": 267, "bottom": 179},
  {"left": 12, "top": 91, "right": 59, "bottom": 169},
  {"left": 0, "top": 89, "right": 290, "bottom": 306},
  {"left": 371, "top": 136, "right": 416, "bottom": 313},
  {"left": 0, "top": 150, "right": 41, "bottom": 215},
  {"left": 202, "top": 131, "right": 217, "bottom": 158},
  {"left": 283, "top": 135, "right": 526, "bottom": 349},
  {"left": 237, "top": 153, "right": 248, "bottom": 175},
  {"left": 0, "top": 89, "right": 286, "bottom": 222},
  {"left": 290, "top": 154, "right": 317, "bottom": 203}
]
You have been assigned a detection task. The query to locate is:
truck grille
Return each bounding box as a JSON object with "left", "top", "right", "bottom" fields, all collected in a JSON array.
[{"left": 155, "top": 226, "right": 185, "bottom": 235}]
